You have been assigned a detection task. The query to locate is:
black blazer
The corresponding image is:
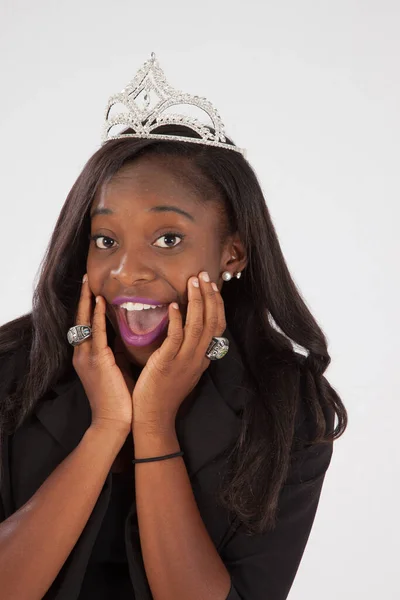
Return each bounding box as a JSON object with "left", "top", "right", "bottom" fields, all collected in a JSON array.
[{"left": 0, "top": 329, "right": 334, "bottom": 600}]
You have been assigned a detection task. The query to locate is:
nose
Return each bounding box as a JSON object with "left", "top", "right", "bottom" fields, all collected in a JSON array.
[{"left": 110, "top": 250, "right": 157, "bottom": 285}]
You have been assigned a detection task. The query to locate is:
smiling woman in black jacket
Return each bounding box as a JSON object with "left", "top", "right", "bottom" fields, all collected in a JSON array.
[{"left": 0, "top": 54, "right": 347, "bottom": 600}]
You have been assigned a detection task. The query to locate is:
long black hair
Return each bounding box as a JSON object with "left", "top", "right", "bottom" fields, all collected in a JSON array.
[{"left": 0, "top": 125, "right": 347, "bottom": 534}]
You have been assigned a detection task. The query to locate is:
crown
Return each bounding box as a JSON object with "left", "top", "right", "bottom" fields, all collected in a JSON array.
[{"left": 101, "top": 52, "right": 245, "bottom": 156}]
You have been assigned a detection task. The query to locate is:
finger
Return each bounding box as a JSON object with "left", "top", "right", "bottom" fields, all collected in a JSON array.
[
  {"left": 180, "top": 276, "right": 204, "bottom": 356},
  {"left": 212, "top": 282, "right": 227, "bottom": 336},
  {"left": 158, "top": 302, "right": 183, "bottom": 362},
  {"left": 75, "top": 274, "right": 93, "bottom": 327},
  {"left": 73, "top": 274, "right": 94, "bottom": 356},
  {"left": 197, "top": 273, "right": 219, "bottom": 357},
  {"left": 91, "top": 295, "right": 109, "bottom": 354}
]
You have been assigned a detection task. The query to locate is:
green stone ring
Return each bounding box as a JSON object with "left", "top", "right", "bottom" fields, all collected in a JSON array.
[{"left": 205, "top": 336, "right": 229, "bottom": 360}]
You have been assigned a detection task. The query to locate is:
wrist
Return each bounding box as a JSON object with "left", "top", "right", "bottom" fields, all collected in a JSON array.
[
  {"left": 84, "top": 424, "right": 130, "bottom": 462},
  {"left": 132, "top": 416, "right": 177, "bottom": 438},
  {"left": 133, "top": 427, "right": 180, "bottom": 459},
  {"left": 90, "top": 419, "right": 131, "bottom": 439}
]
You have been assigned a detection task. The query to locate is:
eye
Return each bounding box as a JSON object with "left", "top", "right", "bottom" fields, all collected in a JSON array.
[
  {"left": 153, "top": 232, "right": 184, "bottom": 249},
  {"left": 89, "top": 234, "right": 115, "bottom": 249},
  {"left": 88, "top": 232, "right": 184, "bottom": 250}
]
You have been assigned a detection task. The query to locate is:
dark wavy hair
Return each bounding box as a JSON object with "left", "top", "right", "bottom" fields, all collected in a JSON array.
[{"left": 0, "top": 124, "right": 347, "bottom": 535}]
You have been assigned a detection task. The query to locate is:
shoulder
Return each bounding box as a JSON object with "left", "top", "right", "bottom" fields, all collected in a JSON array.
[
  {"left": 287, "top": 352, "right": 335, "bottom": 485},
  {"left": 293, "top": 351, "right": 335, "bottom": 433}
]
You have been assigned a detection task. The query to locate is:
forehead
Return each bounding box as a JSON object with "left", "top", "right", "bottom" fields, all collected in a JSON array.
[{"left": 92, "top": 156, "right": 212, "bottom": 214}]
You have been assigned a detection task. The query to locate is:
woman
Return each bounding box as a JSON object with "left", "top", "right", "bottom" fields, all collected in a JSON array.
[{"left": 0, "top": 54, "right": 347, "bottom": 599}]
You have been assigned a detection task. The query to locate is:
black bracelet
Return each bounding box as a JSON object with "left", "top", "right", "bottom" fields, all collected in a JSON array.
[{"left": 132, "top": 450, "right": 184, "bottom": 464}]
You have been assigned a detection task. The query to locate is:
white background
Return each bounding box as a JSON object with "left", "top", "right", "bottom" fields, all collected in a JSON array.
[{"left": 1, "top": 1, "right": 399, "bottom": 598}]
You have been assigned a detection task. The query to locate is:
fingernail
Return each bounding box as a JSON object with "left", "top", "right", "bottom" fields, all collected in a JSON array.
[
  {"left": 191, "top": 278, "right": 199, "bottom": 287},
  {"left": 82, "top": 274, "right": 88, "bottom": 283},
  {"left": 95, "top": 296, "right": 100, "bottom": 304},
  {"left": 200, "top": 272, "right": 210, "bottom": 282},
  {"left": 211, "top": 282, "right": 218, "bottom": 291}
]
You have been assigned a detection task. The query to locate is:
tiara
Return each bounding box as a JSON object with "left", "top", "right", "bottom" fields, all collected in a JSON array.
[{"left": 101, "top": 52, "right": 245, "bottom": 156}]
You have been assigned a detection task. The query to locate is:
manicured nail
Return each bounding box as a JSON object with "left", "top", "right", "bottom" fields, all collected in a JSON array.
[
  {"left": 95, "top": 296, "right": 100, "bottom": 304},
  {"left": 82, "top": 274, "right": 88, "bottom": 283},
  {"left": 192, "top": 278, "right": 199, "bottom": 287},
  {"left": 200, "top": 272, "right": 210, "bottom": 282},
  {"left": 211, "top": 282, "right": 218, "bottom": 291}
]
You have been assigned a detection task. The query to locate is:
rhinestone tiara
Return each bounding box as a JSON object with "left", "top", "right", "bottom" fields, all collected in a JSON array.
[{"left": 101, "top": 52, "right": 245, "bottom": 156}]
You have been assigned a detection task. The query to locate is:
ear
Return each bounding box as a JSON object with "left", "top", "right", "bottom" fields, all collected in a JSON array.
[{"left": 220, "top": 232, "right": 247, "bottom": 273}]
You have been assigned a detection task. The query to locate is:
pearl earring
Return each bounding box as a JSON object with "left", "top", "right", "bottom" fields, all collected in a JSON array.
[
  {"left": 222, "top": 270, "right": 242, "bottom": 281},
  {"left": 222, "top": 255, "right": 242, "bottom": 281},
  {"left": 222, "top": 256, "right": 242, "bottom": 281}
]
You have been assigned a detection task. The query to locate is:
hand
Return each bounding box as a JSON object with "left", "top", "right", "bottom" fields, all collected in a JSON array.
[
  {"left": 72, "top": 275, "right": 133, "bottom": 434},
  {"left": 131, "top": 272, "right": 227, "bottom": 433},
  {"left": 113, "top": 335, "right": 136, "bottom": 397}
]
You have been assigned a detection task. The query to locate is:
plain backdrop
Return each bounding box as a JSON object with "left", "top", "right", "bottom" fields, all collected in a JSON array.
[{"left": 1, "top": 1, "right": 399, "bottom": 598}]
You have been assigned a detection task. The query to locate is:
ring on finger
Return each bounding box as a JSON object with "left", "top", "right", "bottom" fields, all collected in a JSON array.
[
  {"left": 205, "top": 336, "right": 229, "bottom": 360},
  {"left": 67, "top": 324, "right": 92, "bottom": 346}
]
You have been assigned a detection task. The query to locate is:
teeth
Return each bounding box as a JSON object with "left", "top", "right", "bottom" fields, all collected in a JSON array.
[{"left": 120, "top": 302, "right": 165, "bottom": 311}]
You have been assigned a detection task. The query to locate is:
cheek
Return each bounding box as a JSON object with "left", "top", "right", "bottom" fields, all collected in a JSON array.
[
  {"left": 86, "top": 252, "right": 94, "bottom": 278},
  {"left": 86, "top": 254, "right": 106, "bottom": 291},
  {"left": 86, "top": 275, "right": 103, "bottom": 300}
]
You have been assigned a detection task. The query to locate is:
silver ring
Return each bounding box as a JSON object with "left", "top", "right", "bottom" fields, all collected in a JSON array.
[
  {"left": 67, "top": 324, "right": 92, "bottom": 346},
  {"left": 205, "top": 336, "right": 229, "bottom": 360}
]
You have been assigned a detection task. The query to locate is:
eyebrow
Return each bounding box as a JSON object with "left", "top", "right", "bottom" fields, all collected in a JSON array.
[{"left": 90, "top": 205, "right": 195, "bottom": 222}]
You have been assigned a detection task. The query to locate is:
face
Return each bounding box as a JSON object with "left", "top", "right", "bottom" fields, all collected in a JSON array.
[{"left": 87, "top": 155, "right": 242, "bottom": 368}]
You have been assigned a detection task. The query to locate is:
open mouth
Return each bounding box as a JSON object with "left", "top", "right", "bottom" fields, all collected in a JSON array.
[
  {"left": 118, "top": 305, "right": 169, "bottom": 336},
  {"left": 112, "top": 304, "right": 171, "bottom": 348},
  {"left": 116, "top": 305, "right": 169, "bottom": 346}
]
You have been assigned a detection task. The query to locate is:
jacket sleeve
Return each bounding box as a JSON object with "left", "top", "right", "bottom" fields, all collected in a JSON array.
[{"left": 222, "top": 373, "right": 335, "bottom": 600}]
